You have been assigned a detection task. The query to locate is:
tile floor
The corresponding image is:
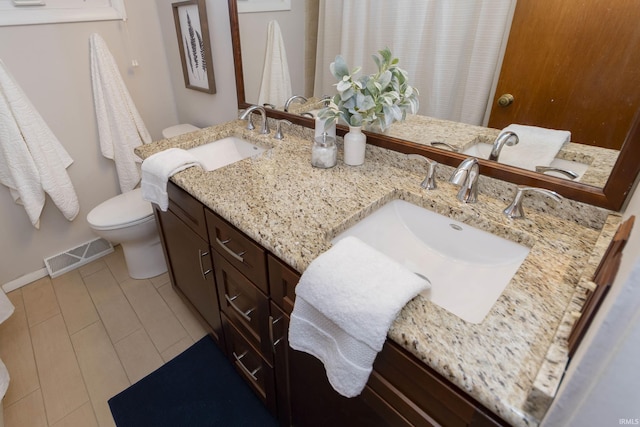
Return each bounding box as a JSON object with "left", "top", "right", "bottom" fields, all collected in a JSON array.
[{"left": 0, "top": 245, "right": 208, "bottom": 427}]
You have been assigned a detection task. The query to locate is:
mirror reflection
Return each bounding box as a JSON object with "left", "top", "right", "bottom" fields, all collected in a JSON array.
[{"left": 238, "top": 0, "right": 639, "bottom": 188}]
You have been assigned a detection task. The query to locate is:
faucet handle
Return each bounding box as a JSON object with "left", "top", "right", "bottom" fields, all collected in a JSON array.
[
  {"left": 274, "top": 119, "right": 292, "bottom": 140},
  {"left": 408, "top": 154, "right": 438, "bottom": 190},
  {"left": 503, "top": 185, "right": 563, "bottom": 219}
]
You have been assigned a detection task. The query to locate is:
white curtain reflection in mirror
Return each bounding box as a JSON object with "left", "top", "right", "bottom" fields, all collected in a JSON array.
[{"left": 313, "top": 0, "right": 513, "bottom": 125}]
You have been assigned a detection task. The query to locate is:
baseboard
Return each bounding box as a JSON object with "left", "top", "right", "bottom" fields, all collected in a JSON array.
[{"left": 2, "top": 268, "right": 48, "bottom": 293}]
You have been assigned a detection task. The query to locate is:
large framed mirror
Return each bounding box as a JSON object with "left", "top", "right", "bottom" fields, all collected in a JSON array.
[{"left": 228, "top": 0, "right": 640, "bottom": 211}]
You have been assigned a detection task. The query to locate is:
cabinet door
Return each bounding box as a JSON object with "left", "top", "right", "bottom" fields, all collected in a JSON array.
[
  {"left": 269, "top": 302, "right": 291, "bottom": 426},
  {"left": 268, "top": 255, "right": 299, "bottom": 315},
  {"left": 157, "top": 208, "right": 223, "bottom": 344},
  {"left": 288, "top": 347, "right": 394, "bottom": 427}
]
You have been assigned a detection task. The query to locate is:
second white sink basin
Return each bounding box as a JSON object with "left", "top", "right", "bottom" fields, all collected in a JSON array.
[
  {"left": 188, "top": 136, "right": 265, "bottom": 171},
  {"left": 332, "top": 200, "right": 530, "bottom": 323}
]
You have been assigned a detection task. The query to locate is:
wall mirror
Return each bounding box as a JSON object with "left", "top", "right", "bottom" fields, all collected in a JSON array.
[{"left": 228, "top": 0, "right": 640, "bottom": 211}]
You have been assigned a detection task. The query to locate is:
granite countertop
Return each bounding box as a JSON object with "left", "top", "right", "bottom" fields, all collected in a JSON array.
[{"left": 136, "top": 120, "right": 619, "bottom": 427}]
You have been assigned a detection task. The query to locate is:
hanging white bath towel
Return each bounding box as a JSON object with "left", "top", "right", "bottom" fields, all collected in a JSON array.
[
  {"left": 0, "top": 59, "right": 79, "bottom": 229},
  {"left": 257, "top": 20, "right": 292, "bottom": 108},
  {"left": 90, "top": 33, "right": 152, "bottom": 193}
]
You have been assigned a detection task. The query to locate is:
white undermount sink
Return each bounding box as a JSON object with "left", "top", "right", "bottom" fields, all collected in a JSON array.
[
  {"left": 188, "top": 136, "right": 265, "bottom": 171},
  {"left": 462, "top": 142, "right": 588, "bottom": 180},
  {"left": 332, "top": 199, "right": 530, "bottom": 323}
]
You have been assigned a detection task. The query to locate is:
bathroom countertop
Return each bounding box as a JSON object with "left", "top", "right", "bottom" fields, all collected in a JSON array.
[{"left": 136, "top": 120, "right": 619, "bottom": 427}]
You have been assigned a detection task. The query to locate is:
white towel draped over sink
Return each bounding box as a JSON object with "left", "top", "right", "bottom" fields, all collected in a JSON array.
[
  {"left": 0, "top": 58, "right": 80, "bottom": 228},
  {"left": 494, "top": 124, "right": 570, "bottom": 171},
  {"left": 288, "top": 236, "right": 430, "bottom": 397},
  {"left": 141, "top": 148, "right": 203, "bottom": 212}
]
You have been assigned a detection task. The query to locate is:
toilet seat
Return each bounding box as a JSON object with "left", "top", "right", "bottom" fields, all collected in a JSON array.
[
  {"left": 87, "top": 188, "right": 154, "bottom": 231},
  {"left": 162, "top": 124, "right": 200, "bottom": 139}
]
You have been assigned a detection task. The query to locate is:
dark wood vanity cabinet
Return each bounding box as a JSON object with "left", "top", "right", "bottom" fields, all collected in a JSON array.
[
  {"left": 156, "top": 183, "right": 508, "bottom": 427},
  {"left": 154, "top": 183, "right": 223, "bottom": 345}
]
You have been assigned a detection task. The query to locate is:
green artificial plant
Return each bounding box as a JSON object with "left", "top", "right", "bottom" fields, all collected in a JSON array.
[{"left": 318, "top": 47, "right": 419, "bottom": 131}]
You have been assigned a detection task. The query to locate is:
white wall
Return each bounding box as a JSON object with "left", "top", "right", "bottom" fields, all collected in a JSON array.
[
  {"left": 0, "top": 0, "right": 178, "bottom": 286},
  {"left": 0, "top": 0, "right": 242, "bottom": 287},
  {"left": 543, "top": 176, "right": 640, "bottom": 426}
]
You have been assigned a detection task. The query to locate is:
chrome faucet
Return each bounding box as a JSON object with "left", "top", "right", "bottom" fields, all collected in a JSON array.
[
  {"left": 503, "top": 186, "right": 563, "bottom": 219},
  {"left": 408, "top": 154, "right": 438, "bottom": 190},
  {"left": 284, "top": 95, "right": 308, "bottom": 112},
  {"left": 449, "top": 157, "right": 480, "bottom": 203},
  {"left": 489, "top": 131, "right": 519, "bottom": 161},
  {"left": 239, "top": 105, "right": 269, "bottom": 134}
]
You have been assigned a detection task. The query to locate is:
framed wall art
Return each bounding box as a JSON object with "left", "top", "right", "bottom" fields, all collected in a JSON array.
[{"left": 172, "top": 0, "right": 216, "bottom": 93}]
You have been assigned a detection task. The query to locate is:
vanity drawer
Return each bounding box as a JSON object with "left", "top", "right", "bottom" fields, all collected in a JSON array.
[
  {"left": 213, "top": 250, "right": 271, "bottom": 359},
  {"left": 167, "top": 181, "right": 207, "bottom": 239},
  {"left": 268, "top": 254, "right": 300, "bottom": 315},
  {"left": 206, "top": 209, "right": 268, "bottom": 293},
  {"left": 222, "top": 313, "right": 277, "bottom": 416}
]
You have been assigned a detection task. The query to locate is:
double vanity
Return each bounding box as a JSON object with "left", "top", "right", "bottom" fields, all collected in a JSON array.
[{"left": 136, "top": 118, "right": 620, "bottom": 427}]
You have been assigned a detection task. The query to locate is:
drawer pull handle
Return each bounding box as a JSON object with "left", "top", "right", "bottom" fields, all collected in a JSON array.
[
  {"left": 233, "top": 351, "right": 261, "bottom": 382},
  {"left": 215, "top": 238, "right": 246, "bottom": 263},
  {"left": 268, "top": 315, "right": 283, "bottom": 352},
  {"left": 225, "top": 293, "right": 255, "bottom": 322},
  {"left": 197, "top": 249, "right": 212, "bottom": 280}
]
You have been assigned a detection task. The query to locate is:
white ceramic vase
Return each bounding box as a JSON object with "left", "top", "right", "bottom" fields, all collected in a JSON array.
[{"left": 343, "top": 126, "right": 366, "bottom": 166}]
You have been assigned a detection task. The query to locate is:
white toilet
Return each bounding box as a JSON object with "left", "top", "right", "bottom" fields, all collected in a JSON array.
[
  {"left": 87, "top": 188, "right": 165, "bottom": 279},
  {"left": 87, "top": 124, "right": 200, "bottom": 279}
]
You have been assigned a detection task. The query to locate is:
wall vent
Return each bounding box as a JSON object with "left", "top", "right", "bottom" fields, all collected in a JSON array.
[{"left": 44, "top": 238, "right": 114, "bottom": 278}]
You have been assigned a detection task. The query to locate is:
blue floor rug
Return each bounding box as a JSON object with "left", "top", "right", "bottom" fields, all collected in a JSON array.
[{"left": 108, "top": 335, "right": 278, "bottom": 427}]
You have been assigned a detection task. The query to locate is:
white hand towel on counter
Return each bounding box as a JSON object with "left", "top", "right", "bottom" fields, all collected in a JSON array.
[
  {"left": 0, "top": 58, "right": 79, "bottom": 229},
  {"left": 141, "top": 148, "right": 203, "bottom": 211},
  {"left": 497, "top": 124, "right": 570, "bottom": 171},
  {"left": 289, "top": 236, "right": 430, "bottom": 397},
  {"left": 90, "top": 33, "right": 152, "bottom": 193},
  {"left": 257, "top": 20, "right": 292, "bottom": 108}
]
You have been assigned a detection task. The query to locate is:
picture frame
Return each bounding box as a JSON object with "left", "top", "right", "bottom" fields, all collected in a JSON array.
[{"left": 172, "top": 0, "right": 216, "bottom": 94}]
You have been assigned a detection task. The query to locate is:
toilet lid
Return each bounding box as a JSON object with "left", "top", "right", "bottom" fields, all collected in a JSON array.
[{"left": 87, "top": 188, "right": 154, "bottom": 230}]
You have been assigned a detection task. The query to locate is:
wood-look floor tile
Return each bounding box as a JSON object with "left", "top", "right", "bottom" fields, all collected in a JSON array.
[
  {"left": 3, "top": 389, "right": 47, "bottom": 427},
  {"left": 70, "top": 322, "right": 129, "bottom": 427},
  {"left": 22, "top": 276, "right": 60, "bottom": 327},
  {"left": 103, "top": 246, "right": 129, "bottom": 284},
  {"left": 114, "top": 328, "right": 163, "bottom": 384},
  {"left": 149, "top": 272, "right": 170, "bottom": 289},
  {"left": 157, "top": 283, "right": 208, "bottom": 342},
  {"left": 160, "top": 335, "right": 195, "bottom": 363},
  {"left": 0, "top": 290, "right": 39, "bottom": 406},
  {"left": 30, "top": 314, "right": 89, "bottom": 425},
  {"left": 120, "top": 278, "right": 188, "bottom": 353},
  {"left": 83, "top": 269, "right": 141, "bottom": 343},
  {"left": 52, "top": 270, "right": 100, "bottom": 335},
  {"left": 78, "top": 258, "right": 107, "bottom": 279},
  {"left": 51, "top": 401, "right": 99, "bottom": 427}
]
